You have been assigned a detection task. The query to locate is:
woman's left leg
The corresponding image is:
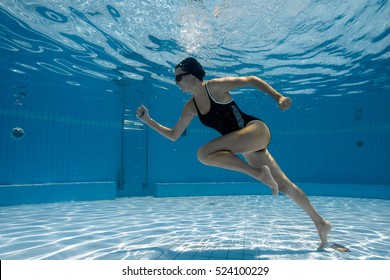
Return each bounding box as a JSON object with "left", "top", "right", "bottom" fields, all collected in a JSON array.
[
  {"left": 196, "top": 121, "right": 279, "bottom": 195},
  {"left": 243, "top": 149, "right": 332, "bottom": 249}
]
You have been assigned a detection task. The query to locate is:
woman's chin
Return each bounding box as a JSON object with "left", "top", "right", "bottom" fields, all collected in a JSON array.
[{"left": 178, "top": 85, "right": 190, "bottom": 94}]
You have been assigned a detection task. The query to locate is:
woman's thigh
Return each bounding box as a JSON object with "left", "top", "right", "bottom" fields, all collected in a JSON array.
[{"left": 198, "top": 120, "right": 270, "bottom": 155}]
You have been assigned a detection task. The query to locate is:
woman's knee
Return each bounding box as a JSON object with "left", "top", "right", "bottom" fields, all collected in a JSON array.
[
  {"left": 277, "top": 184, "right": 289, "bottom": 194},
  {"left": 197, "top": 146, "right": 209, "bottom": 164},
  {"left": 278, "top": 180, "right": 302, "bottom": 196},
  {"left": 275, "top": 178, "right": 291, "bottom": 194}
]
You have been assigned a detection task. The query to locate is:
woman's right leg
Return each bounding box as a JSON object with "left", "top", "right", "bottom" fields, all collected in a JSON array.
[{"left": 243, "top": 149, "right": 332, "bottom": 250}]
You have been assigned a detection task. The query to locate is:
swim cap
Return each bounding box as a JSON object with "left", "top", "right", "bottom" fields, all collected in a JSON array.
[{"left": 175, "top": 57, "right": 205, "bottom": 81}]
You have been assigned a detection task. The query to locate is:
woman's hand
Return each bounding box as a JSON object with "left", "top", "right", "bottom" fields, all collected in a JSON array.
[
  {"left": 136, "top": 104, "right": 149, "bottom": 122},
  {"left": 278, "top": 96, "right": 292, "bottom": 111}
]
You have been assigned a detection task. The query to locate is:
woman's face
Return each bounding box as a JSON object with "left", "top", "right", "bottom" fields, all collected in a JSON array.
[{"left": 174, "top": 67, "right": 192, "bottom": 92}]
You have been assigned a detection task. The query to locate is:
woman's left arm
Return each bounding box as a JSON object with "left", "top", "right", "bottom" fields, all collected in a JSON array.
[{"left": 209, "top": 76, "right": 292, "bottom": 111}]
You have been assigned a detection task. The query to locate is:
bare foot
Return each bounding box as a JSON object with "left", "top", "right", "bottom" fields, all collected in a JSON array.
[
  {"left": 257, "top": 165, "right": 279, "bottom": 195},
  {"left": 317, "top": 220, "right": 332, "bottom": 250}
]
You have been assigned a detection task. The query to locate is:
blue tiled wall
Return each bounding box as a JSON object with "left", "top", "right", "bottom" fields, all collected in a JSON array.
[
  {"left": 1, "top": 80, "right": 389, "bottom": 205},
  {"left": 0, "top": 76, "right": 124, "bottom": 205}
]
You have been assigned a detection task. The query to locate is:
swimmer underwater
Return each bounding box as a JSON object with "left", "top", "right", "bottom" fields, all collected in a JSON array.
[{"left": 137, "top": 57, "right": 332, "bottom": 250}]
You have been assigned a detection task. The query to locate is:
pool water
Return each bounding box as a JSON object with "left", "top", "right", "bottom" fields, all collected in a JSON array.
[
  {"left": 1, "top": 0, "right": 389, "bottom": 263},
  {"left": 1, "top": 193, "right": 389, "bottom": 260}
]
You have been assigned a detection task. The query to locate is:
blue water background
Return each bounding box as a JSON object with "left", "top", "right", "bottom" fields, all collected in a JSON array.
[{"left": 0, "top": 0, "right": 389, "bottom": 204}]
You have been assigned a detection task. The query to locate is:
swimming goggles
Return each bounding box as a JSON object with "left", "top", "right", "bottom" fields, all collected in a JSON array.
[{"left": 175, "top": 72, "right": 191, "bottom": 82}]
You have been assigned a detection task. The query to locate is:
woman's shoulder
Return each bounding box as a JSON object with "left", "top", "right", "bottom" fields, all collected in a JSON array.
[{"left": 206, "top": 79, "right": 233, "bottom": 103}]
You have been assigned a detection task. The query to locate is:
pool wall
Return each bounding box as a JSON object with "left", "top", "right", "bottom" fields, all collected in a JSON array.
[
  {"left": 1, "top": 78, "right": 390, "bottom": 206},
  {"left": 0, "top": 60, "right": 125, "bottom": 206}
]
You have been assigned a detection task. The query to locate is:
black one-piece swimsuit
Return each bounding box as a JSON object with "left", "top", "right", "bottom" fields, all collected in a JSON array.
[{"left": 193, "top": 83, "right": 271, "bottom": 151}]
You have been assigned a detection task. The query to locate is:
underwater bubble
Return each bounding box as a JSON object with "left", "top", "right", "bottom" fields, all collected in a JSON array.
[
  {"left": 11, "top": 127, "right": 25, "bottom": 139},
  {"left": 356, "top": 140, "right": 364, "bottom": 147}
]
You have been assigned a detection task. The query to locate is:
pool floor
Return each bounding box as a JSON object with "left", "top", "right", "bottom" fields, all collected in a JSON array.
[{"left": 0, "top": 195, "right": 389, "bottom": 260}]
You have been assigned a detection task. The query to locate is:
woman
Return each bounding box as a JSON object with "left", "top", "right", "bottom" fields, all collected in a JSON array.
[{"left": 137, "top": 57, "right": 332, "bottom": 250}]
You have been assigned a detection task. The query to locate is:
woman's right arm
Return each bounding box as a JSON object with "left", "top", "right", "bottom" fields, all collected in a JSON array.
[{"left": 136, "top": 99, "right": 196, "bottom": 141}]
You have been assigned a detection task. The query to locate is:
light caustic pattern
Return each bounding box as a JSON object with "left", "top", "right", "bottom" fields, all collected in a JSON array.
[{"left": 0, "top": 195, "right": 389, "bottom": 260}]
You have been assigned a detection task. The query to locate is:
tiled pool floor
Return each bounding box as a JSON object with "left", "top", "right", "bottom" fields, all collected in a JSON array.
[{"left": 0, "top": 195, "right": 389, "bottom": 260}]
